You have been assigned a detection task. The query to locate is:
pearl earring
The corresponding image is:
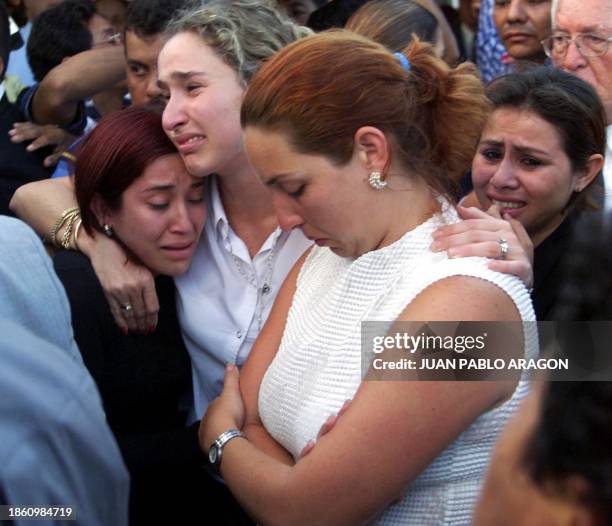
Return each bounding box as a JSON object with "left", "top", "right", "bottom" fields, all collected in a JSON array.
[{"left": 103, "top": 224, "right": 114, "bottom": 237}]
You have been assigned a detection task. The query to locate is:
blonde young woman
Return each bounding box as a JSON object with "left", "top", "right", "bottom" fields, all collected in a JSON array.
[{"left": 10, "top": 0, "right": 312, "bottom": 421}]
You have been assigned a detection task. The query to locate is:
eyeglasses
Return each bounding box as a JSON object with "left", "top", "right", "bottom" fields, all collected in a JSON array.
[
  {"left": 93, "top": 31, "right": 123, "bottom": 48},
  {"left": 541, "top": 33, "right": 612, "bottom": 59}
]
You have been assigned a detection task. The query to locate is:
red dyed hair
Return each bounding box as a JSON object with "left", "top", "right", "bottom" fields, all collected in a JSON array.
[
  {"left": 241, "top": 30, "right": 489, "bottom": 199},
  {"left": 75, "top": 106, "right": 179, "bottom": 234}
]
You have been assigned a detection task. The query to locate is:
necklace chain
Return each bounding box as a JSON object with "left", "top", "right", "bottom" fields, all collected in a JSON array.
[{"left": 229, "top": 237, "right": 277, "bottom": 331}]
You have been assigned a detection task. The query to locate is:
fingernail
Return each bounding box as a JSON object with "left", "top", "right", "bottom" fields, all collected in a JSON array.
[
  {"left": 226, "top": 363, "right": 235, "bottom": 372},
  {"left": 431, "top": 241, "right": 441, "bottom": 251},
  {"left": 26, "top": 145, "right": 33, "bottom": 151},
  {"left": 447, "top": 248, "right": 458, "bottom": 258}
]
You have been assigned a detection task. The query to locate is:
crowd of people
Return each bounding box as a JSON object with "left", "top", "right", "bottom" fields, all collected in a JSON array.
[{"left": 0, "top": 0, "right": 611, "bottom": 524}]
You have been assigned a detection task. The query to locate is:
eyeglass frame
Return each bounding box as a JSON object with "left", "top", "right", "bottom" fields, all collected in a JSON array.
[
  {"left": 541, "top": 32, "right": 612, "bottom": 59},
  {"left": 92, "top": 31, "right": 124, "bottom": 49}
]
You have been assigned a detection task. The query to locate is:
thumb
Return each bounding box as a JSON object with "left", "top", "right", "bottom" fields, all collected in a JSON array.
[
  {"left": 457, "top": 205, "right": 485, "bottom": 220},
  {"left": 223, "top": 363, "right": 240, "bottom": 392},
  {"left": 485, "top": 204, "right": 502, "bottom": 219}
]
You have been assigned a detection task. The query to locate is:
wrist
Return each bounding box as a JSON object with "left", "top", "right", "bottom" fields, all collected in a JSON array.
[
  {"left": 204, "top": 418, "right": 240, "bottom": 449},
  {"left": 207, "top": 429, "right": 247, "bottom": 472},
  {"left": 77, "top": 228, "right": 96, "bottom": 257}
]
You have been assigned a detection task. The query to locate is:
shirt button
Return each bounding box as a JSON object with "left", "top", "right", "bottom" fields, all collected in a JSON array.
[{"left": 236, "top": 330, "right": 242, "bottom": 339}]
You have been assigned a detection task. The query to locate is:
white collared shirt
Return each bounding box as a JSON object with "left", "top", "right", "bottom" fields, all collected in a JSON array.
[
  {"left": 605, "top": 125, "right": 612, "bottom": 212},
  {"left": 175, "top": 176, "right": 312, "bottom": 421}
]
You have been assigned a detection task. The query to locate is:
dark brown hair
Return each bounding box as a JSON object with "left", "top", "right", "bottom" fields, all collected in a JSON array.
[
  {"left": 346, "top": 0, "right": 459, "bottom": 64},
  {"left": 486, "top": 67, "right": 607, "bottom": 211}
]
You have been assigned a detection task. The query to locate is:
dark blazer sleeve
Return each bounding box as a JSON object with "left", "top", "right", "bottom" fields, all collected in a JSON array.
[{"left": 52, "top": 252, "right": 203, "bottom": 470}]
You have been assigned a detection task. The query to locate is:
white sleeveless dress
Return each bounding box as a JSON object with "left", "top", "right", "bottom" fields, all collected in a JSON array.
[{"left": 258, "top": 200, "right": 537, "bottom": 525}]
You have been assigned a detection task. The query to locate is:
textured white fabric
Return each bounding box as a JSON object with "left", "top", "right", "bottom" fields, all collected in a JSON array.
[
  {"left": 175, "top": 176, "right": 312, "bottom": 421},
  {"left": 259, "top": 199, "right": 537, "bottom": 525}
]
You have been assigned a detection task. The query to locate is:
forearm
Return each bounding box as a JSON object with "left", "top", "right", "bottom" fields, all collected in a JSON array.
[
  {"left": 10, "top": 177, "right": 78, "bottom": 241},
  {"left": 243, "top": 422, "right": 294, "bottom": 466},
  {"left": 32, "top": 46, "right": 126, "bottom": 126},
  {"left": 217, "top": 438, "right": 298, "bottom": 526}
]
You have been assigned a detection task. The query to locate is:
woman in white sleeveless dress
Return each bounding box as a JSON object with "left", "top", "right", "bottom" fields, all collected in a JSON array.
[{"left": 200, "top": 32, "right": 537, "bottom": 525}]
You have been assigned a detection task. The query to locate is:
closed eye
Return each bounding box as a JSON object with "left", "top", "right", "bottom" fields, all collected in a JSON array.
[
  {"left": 286, "top": 185, "right": 305, "bottom": 198},
  {"left": 148, "top": 202, "right": 169, "bottom": 210},
  {"left": 186, "top": 84, "right": 203, "bottom": 95}
]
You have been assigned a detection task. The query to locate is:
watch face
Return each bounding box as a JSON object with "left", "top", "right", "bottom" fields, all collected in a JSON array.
[{"left": 208, "top": 446, "right": 218, "bottom": 465}]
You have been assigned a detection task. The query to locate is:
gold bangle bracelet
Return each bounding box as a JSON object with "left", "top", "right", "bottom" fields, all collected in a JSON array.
[{"left": 50, "top": 206, "right": 80, "bottom": 248}]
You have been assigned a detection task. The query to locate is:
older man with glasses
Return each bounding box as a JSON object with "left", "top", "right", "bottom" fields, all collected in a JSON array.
[{"left": 543, "top": 0, "right": 612, "bottom": 207}]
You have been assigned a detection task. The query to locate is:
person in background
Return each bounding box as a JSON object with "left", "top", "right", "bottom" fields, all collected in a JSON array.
[
  {"left": 278, "top": 0, "right": 327, "bottom": 25},
  {"left": 475, "top": 380, "right": 612, "bottom": 526},
  {"left": 493, "top": 0, "right": 551, "bottom": 65},
  {"left": 19, "top": 0, "right": 121, "bottom": 129},
  {"left": 0, "top": 1, "right": 51, "bottom": 215},
  {"left": 546, "top": 0, "right": 612, "bottom": 208},
  {"left": 7, "top": 0, "right": 187, "bottom": 171},
  {"left": 345, "top": 0, "right": 460, "bottom": 64},
  {"left": 308, "top": 0, "right": 459, "bottom": 65},
  {"left": 477, "top": 0, "right": 512, "bottom": 81},
  {"left": 4, "top": 0, "right": 62, "bottom": 88},
  {"left": 0, "top": 216, "right": 129, "bottom": 526},
  {"left": 94, "top": 0, "right": 125, "bottom": 32},
  {"left": 432, "top": 67, "right": 605, "bottom": 320},
  {"left": 122, "top": 0, "right": 188, "bottom": 109}
]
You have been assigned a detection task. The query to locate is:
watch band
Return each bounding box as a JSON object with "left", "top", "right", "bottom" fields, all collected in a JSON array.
[
  {"left": 214, "top": 429, "right": 246, "bottom": 449},
  {"left": 208, "top": 429, "right": 247, "bottom": 471}
]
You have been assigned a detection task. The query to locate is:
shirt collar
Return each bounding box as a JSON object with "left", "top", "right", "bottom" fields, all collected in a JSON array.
[
  {"left": 208, "top": 175, "right": 231, "bottom": 240},
  {"left": 208, "top": 174, "right": 284, "bottom": 249},
  {"left": 607, "top": 125, "right": 612, "bottom": 154},
  {"left": 0, "top": 81, "right": 5, "bottom": 101}
]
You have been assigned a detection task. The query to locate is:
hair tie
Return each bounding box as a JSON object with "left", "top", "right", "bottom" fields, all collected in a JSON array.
[{"left": 394, "top": 52, "right": 411, "bottom": 72}]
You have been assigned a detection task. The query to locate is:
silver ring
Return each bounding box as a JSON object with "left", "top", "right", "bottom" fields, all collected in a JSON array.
[
  {"left": 497, "top": 238, "right": 509, "bottom": 260},
  {"left": 120, "top": 303, "right": 133, "bottom": 312}
]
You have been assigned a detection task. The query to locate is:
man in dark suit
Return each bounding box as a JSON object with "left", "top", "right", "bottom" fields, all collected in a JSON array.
[{"left": 0, "top": 3, "right": 52, "bottom": 216}]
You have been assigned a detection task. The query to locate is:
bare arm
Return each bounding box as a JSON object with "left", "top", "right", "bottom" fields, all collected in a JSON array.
[
  {"left": 238, "top": 249, "right": 311, "bottom": 465},
  {"left": 201, "top": 277, "right": 521, "bottom": 526},
  {"left": 10, "top": 176, "right": 77, "bottom": 239},
  {"left": 9, "top": 177, "right": 158, "bottom": 333},
  {"left": 30, "top": 45, "right": 126, "bottom": 127}
]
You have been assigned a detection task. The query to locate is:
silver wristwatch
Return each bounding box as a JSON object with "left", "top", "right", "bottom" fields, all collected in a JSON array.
[{"left": 208, "top": 429, "right": 246, "bottom": 471}]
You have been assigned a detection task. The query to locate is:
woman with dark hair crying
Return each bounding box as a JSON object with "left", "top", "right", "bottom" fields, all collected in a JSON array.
[{"left": 52, "top": 105, "right": 211, "bottom": 525}]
